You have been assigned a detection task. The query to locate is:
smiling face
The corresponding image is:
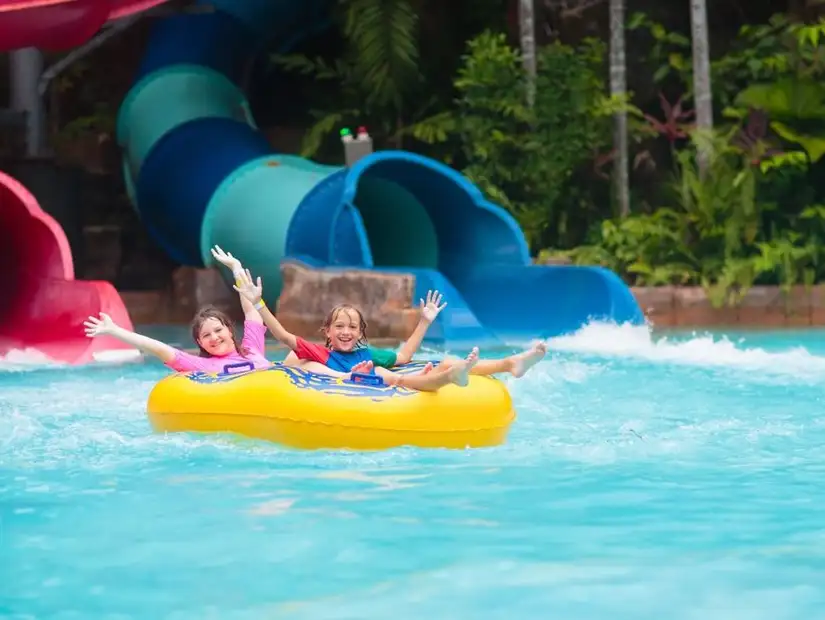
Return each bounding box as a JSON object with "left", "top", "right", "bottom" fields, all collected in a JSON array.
[
  {"left": 196, "top": 316, "right": 236, "bottom": 357},
  {"left": 323, "top": 306, "right": 365, "bottom": 352}
]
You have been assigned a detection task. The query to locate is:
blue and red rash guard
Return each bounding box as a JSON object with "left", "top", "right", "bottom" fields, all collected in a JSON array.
[{"left": 294, "top": 337, "right": 376, "bottom": 373}]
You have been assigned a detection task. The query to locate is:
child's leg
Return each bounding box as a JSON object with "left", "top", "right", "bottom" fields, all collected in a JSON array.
[
  {"left": 375, "top": 348, "right": 479, "bottom": 392},
  {"left": 477, "top": 341, "right": 546, "bottom": 377},
  {"left": 436, "top": 341, "right": 547, "bottom": 378}
]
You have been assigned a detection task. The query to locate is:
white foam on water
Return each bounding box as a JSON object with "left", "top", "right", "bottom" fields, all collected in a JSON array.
[
  {"left": 0, "top": 347, "right": 66, "bottom": 369},
  {"left": 0, "top": 347, "right": 142, "bottom": 371},
  {"left": 547, "top": 321, "right": 825, "bottom": 378}
]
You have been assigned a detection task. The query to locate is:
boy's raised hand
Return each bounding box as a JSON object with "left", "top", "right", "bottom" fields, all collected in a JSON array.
[
  {"left": 420, "top": 289, "right": 447, "bottom": 323},
  {"left": 232, "top": 268, "right": 264, "bottom": 305}
]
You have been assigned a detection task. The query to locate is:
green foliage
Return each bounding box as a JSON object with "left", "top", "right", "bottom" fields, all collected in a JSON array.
[
  {"left": 627, "top": 12, "right": 692, "bottom": 86},
  {"left": 341, "top": 0, "right": 421, "bottom": 108},
  {"left": 630, "top": 12, "right": 825, "bottom": 104},
  {"left": 551, "top": 127, "right": 825, "bottom": 305},
  {"left": 47, "top": 55, "right": 118, "bottom": 145},
  {"left": 585, "top": 11, "right": 825, "bottom": 305},
  {"left": 733, "top": 78, "right": 825, "bottom": 162},
  {"left": 631, "top": 11, "right": 825, "bottom": 165},
  {"left": 405, "top": 32, "right": 614, "bottom": 247},
  {"left": 271, "top": 0, "right": 424, "bottom": 157},
  {"left": 272, "top": 5, "right": 825, "bottom": 304}
]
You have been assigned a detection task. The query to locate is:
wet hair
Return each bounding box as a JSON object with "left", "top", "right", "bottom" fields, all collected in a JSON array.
[
  {"left": 190, "top": 305, "right": 247, "bottom": 358},
  {"left": 321, "top": 304, "right": 368, "bottom": 349}
]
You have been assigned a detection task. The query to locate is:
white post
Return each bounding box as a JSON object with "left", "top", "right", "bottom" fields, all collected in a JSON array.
[
  {"left": 341, "top": 126, "right": 374, "bottom": 166},
  {"left": 10, "top": 48, "right": 46, "bottom": 158}
]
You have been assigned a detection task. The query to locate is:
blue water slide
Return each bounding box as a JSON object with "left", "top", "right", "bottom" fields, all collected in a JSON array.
[{"left": 116, "top": 0, "right": 644, "bottom": 346}]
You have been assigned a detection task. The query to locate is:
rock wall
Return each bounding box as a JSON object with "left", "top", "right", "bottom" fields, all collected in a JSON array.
[{"left": 633, "top": 285, "right": 824, "bottom": 327}]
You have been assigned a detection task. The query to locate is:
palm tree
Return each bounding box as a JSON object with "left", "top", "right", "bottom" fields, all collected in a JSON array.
[
  {"left": 519, "top": 0, "right": 537, "bottom": 105},
  {"left": 689, "top": 0, "right": 713, "bottom": 171},
  {"left": 609, "top": 0, "right": 629, "bottom": 216},
  {"left": 272, "top": 0, "right": 421, "bottom": 155}
]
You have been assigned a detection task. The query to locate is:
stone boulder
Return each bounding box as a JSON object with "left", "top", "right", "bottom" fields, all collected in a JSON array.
[{"left": 276, "top": 261, "right": 420, "bottom": 341}]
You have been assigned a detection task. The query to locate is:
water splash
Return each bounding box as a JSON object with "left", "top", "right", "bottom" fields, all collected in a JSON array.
[
  {"left": 4, "top": 323, "right": 825, "bottom": 618},
  {"left": 547, "top": 321, "right": 825, "bottom": 379},
  {"left": 0, "top": 347, "right": 67, "bottom": 370}
]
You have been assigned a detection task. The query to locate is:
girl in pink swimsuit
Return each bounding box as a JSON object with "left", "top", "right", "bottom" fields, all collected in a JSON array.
[{"left": 83, "top": 246, "right": 271, "bottom": 374}]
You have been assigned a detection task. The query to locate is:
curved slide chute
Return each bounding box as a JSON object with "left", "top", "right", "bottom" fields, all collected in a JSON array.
[
  {"left": 0, "top": 0, "right": 170, "bottom": 51},
  {"left": 119, "top": 0, "right": 644, "bottom": 346},
  {"left": 0, "top": 171, "right": 137, "bottom": 363},
  {"left": 0, "top": 0, "right": 170, "bottom": 363}
]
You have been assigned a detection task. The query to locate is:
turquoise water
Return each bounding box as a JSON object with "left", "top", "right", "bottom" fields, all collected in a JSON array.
[{"left": 4, "top": 322, "right": 825, "bottom": 619}]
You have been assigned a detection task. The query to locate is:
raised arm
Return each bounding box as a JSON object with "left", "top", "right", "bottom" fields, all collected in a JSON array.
[
  {"left": 210, "top": 245, "right": 262, "bottom": 323},
  {"left": 84, "top": 313, "right": 177, "bottom": 363},
  {"left": 233, "top": 268, "right": 298, "bottom": 351},
  {"left": 395, "top": 290, "right": 447, "bottom": 364}
]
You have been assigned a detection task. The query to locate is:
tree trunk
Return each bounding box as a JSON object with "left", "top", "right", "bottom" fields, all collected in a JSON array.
[
  {"left": 609, "top": 0, "right": 629, "bottom": 217},
  {"left": 690, "top": 0, "right": 713, "bottom": 173},
  {"left": 519, "top": 0, "right": 537, "bottom": 105}
]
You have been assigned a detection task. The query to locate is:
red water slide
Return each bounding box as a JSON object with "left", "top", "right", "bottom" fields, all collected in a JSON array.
[
  {"left": 0, "top": 0, "right": 169, "bottom": 363},
  {"left": 0, "top": 0, "right": 169, "bottom": 50},
  {"left": 0, "top": 172, "right": 137, "bottom": 363}
]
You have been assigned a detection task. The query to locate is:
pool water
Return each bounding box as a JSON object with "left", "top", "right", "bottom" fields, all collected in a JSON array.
[{"left": 3, "top": 322, "right": 825, "bottom": 619}]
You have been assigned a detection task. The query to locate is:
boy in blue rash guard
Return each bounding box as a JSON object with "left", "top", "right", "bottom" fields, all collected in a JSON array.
[
  {"left": 282, "top": 289, "right": 448, "bottom": 370},
  {"left": 279, "top": 287, "right": 547, "bottom": 379},
  {"left": 233, "top": 268, "right": 479, "bottom": 392}
]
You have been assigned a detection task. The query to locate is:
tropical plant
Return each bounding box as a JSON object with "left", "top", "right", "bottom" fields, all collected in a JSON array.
[
  {"left": 405, "top": 31, "right": 616, "bottom": 248},
  {"left": 630, "top": 12, "right": 825, "bottom": 164},
  {"left": 626, "top": 12, "right": 692, "bottom": 86},
  {"left": 732, "top": 77, "right": 825, "bottom": 163},
  {"left": 545, "top": 126, "right": 825, "bottom": 305},
  {"left": 271, "top": 0, "right": 424, "bottom": 157}
]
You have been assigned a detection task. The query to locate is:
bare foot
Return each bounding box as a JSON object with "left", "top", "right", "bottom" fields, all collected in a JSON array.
[
  {"left": 351, "top": 360, "right": 374, "bottom": 375},
  {"left": 509, "top": 341, "right": 547, "bottom": 378},
  {"left": 448, "top": 347, "right": 479, "bottom": 387},
  {"left": 420, "top": 362, "right": 434, "bottom": 374}
]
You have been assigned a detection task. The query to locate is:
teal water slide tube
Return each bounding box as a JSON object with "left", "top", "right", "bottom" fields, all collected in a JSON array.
[{"left": 116, "top": 0, "right": 644, "bottom": 346}]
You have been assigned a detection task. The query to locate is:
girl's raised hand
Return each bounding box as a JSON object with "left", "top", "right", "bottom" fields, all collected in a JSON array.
[
  {"left": 420, "top": 289, "right": 447, "bottom": 323},
  {"left": 232, "top": 268, "right": 263, "bottom": 305},
  {"left": 210, "top": 245, "right": 242, "bottom": 274},
  {"left": 84, "top": 312, "right": 116, "bottom": 338}
]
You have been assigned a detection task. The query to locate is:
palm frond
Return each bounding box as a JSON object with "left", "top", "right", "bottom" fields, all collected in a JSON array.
[
  {"left": 397, "top": 111, "right": 458, "bottom": 144},
  {"left": 342, "top": 0, "right": 420, "bottom": 106},
  {"left": 270, "top": 54, "right": 343, "bottom": 80},
  {"left": 301, "top": 109, "right": 362, "bottom": 157}
]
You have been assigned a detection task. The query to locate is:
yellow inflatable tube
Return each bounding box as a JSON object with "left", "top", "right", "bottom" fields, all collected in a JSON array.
[{"left": 146, "top": 362, "right": 516, "bottom": 450}]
